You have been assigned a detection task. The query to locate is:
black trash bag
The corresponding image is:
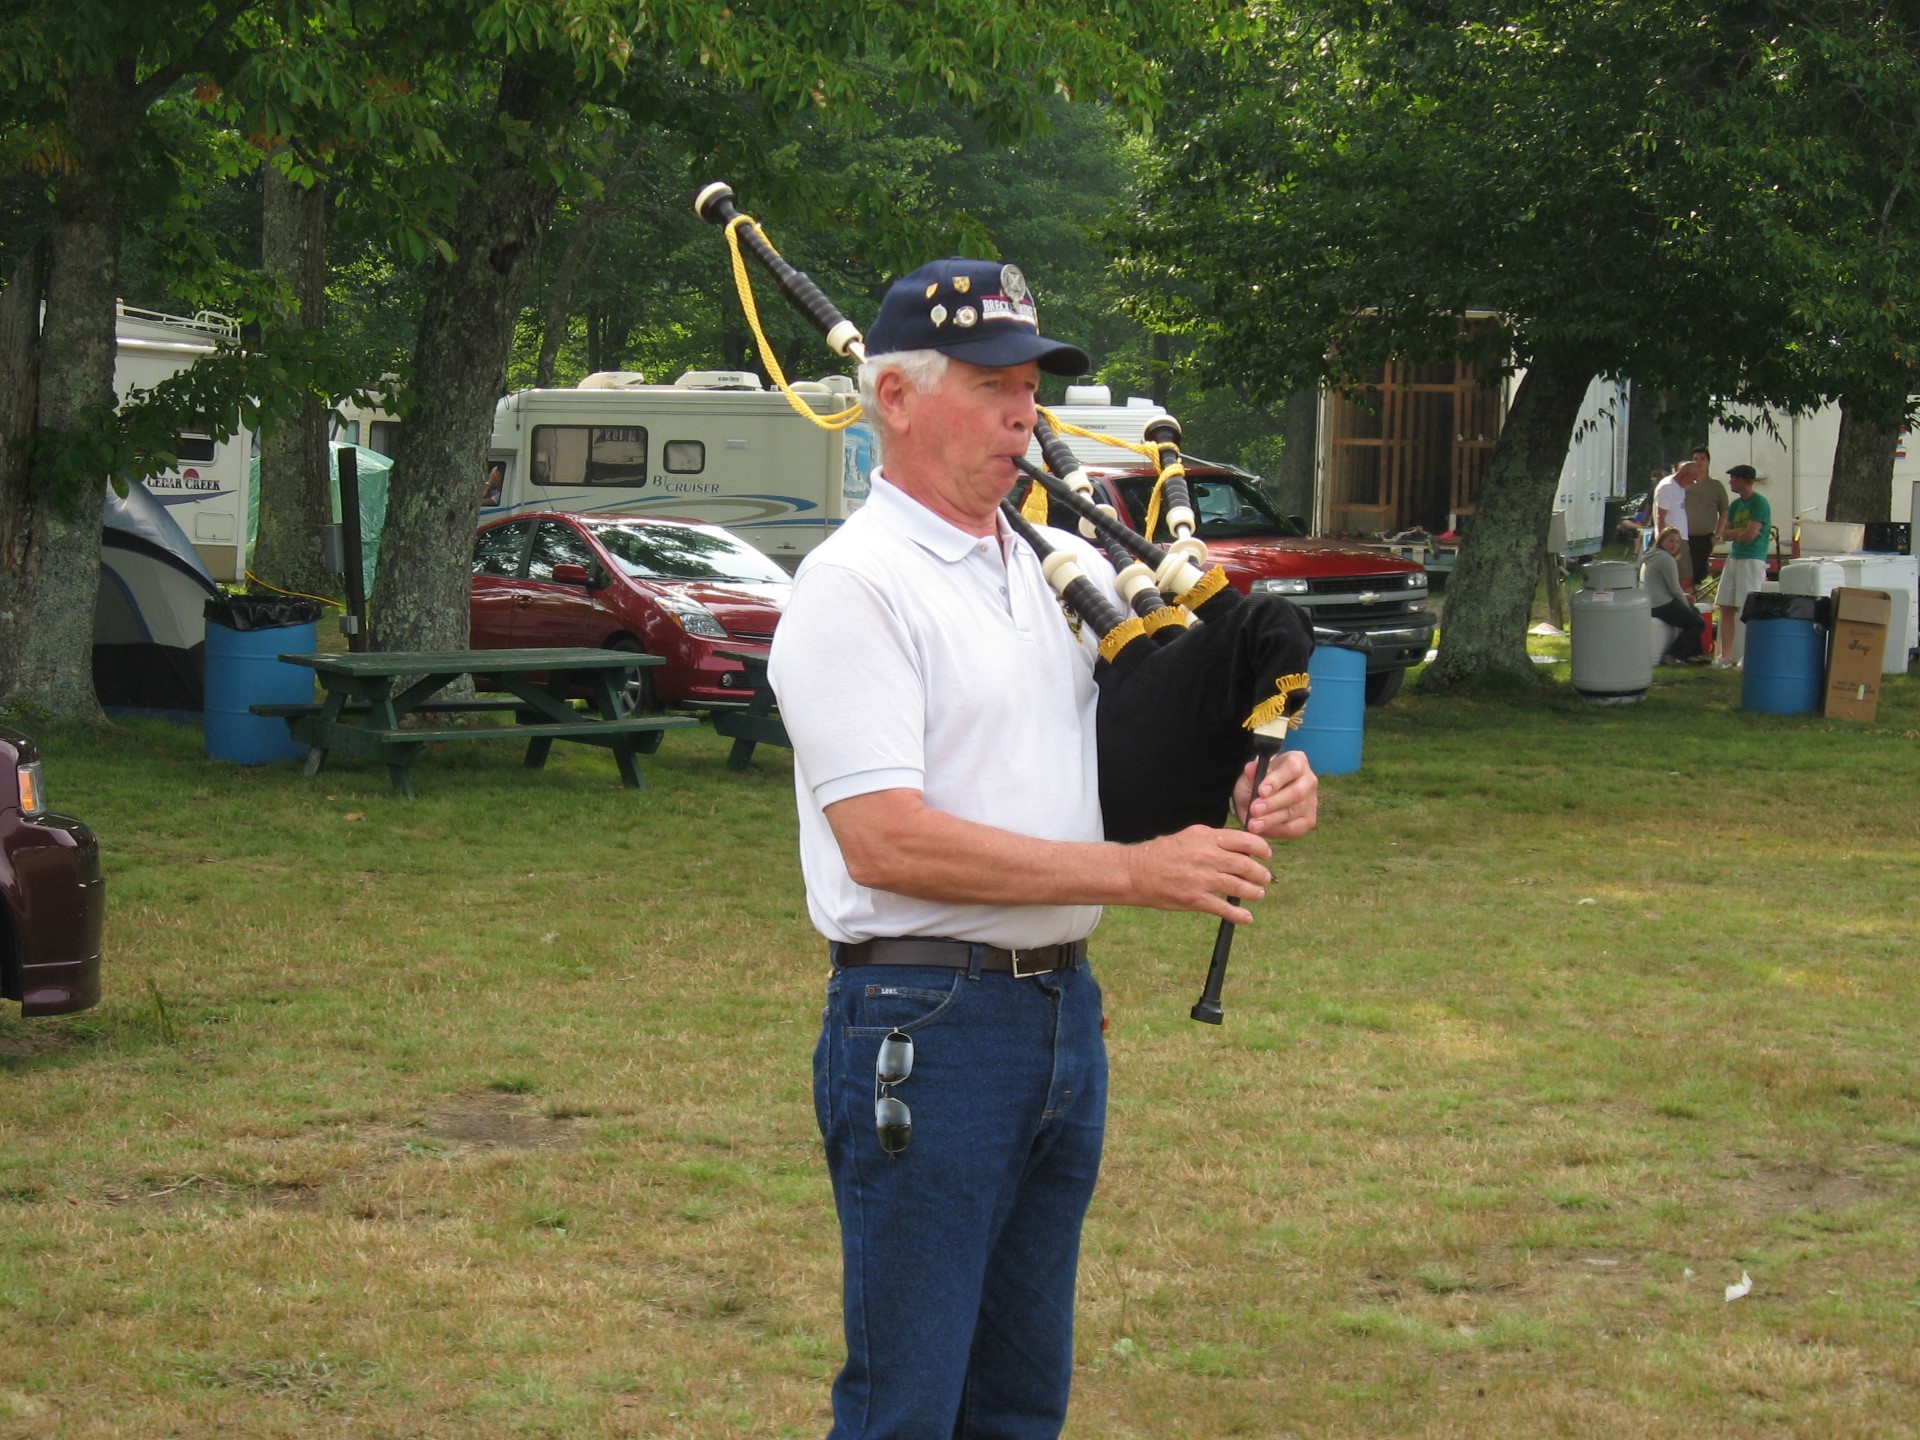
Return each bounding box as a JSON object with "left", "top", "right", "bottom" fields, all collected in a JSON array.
[
  {"left": 1311, "top": 630, "right": 1375, "bottom": 653},
  {"left": 1740, "top": 593, "right": 1828, "bottom": 625},
  {"left": 204, "top": 595, "right": 323, "bottom": 631}
]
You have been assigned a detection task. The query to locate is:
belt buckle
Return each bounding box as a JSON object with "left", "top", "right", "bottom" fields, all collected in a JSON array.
[{"left": 1010, "top": 947, "right": 1050, "bottom": 979}]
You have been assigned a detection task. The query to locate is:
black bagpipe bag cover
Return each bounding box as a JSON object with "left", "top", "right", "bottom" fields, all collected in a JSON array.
[{"left": 1094, "top": 592, "right": 1315, "bottom": 844}]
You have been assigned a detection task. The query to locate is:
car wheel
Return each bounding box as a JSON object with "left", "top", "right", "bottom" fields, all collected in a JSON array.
[
  {"left": 608, "top": 640, "right": 660, "bottom": 717},
  {"left": 1363, "top": 667, "right": 1405, "bottom": 707}
]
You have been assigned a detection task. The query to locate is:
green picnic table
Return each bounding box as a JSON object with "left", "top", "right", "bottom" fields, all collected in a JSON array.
[
  {"left": 255, "top": 648, "right": 696, "bottom": 798},
  {"left": 708, "top": 648, "right": 790, "bottom": 771}
]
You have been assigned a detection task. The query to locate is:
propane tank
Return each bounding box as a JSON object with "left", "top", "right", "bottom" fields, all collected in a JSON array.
[{"left": 1570, "top": 560, "right": 1653, "bottom": 704}]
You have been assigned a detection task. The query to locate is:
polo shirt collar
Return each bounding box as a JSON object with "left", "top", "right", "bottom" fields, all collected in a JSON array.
[{"left": 870, "top": 471, "right": 1028, "bottom": 565}]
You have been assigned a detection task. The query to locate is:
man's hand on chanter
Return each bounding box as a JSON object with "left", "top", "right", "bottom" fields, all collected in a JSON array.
[
  {"left": 1123, "top": 825, "right": 1274, "bottom": 926},
  {"left": 1235, "top": 748, "right": 1319, "bottom": 841}
]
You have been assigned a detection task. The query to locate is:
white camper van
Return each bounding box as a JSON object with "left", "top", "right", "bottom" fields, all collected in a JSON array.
[
  {"left": 485, "top": 370, "right": 878, "bottom": 568},
  {"left": 114, "top": 304, "right": 253, "bottom": 582}
]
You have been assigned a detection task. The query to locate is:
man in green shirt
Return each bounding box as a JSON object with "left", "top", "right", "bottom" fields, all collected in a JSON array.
[{"left": 1715, "top": 464, "right": 1772, "bottom": 667}]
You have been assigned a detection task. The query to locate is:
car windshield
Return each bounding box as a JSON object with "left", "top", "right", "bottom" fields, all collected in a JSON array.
[
  {"left": 590, "top": 522, "right": 791, "bottom": 584},
  {"left": 1115, "top": 474, "right": 1307, "bottom": 541}
]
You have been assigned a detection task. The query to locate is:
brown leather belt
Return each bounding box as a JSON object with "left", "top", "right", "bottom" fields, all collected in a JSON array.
[{"left": 836, "top": 937, "right": 1086, "bottom": 978}]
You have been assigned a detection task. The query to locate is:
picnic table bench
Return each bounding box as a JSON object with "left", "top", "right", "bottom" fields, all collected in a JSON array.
[
  {"left": 708, "top": 649, "right": 790, "bottom": 771},
  {"left": 257, "top": 648, "right": 695, "bottom": 798}
]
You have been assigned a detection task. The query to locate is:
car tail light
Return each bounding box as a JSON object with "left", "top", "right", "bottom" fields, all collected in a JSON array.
[{"left": 17, "top": 760, "right": 44, "bottom": 817}]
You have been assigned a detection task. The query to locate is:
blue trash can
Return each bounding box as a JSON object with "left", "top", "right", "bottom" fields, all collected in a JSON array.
[
  {"left": 1739, "top": 594, "right": 1825, "bottom": 717},
  {"left": 203, "top": 597, "right": 320, "bottom": 763},
  {"left": 1284, "top": 642, "right": 1367, "bottom": 775}
]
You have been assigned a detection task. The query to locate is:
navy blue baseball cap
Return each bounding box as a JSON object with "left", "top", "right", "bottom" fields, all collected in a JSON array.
[{"left": 866, "top": 258, "right": 1089, "bottom": 375}]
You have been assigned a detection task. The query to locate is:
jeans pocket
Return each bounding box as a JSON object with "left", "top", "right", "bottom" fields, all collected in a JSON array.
[{"left": 843, "top": 967, "right": 966, "bottom": 1036}]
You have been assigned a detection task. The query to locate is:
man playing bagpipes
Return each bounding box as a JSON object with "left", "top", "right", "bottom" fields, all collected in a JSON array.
[{"left": 767, "top": 255, "right": 1320, "bottom": 1439}]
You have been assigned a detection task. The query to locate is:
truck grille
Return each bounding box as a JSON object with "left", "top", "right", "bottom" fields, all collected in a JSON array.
[
  {"left": 1300, "top": 599, "right": 1426, "bottom": 626},
  {"left": 1307, "top": 574, "right": 1419, "bottom": 597}
]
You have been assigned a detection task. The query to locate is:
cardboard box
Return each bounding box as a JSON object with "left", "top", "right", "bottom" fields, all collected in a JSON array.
[{"left": 1824, "top": 588, "right": 1891, "bottom": 721}]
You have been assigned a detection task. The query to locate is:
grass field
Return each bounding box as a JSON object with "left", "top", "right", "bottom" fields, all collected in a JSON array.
[{"left": 3, "top": 655, "right": 1917, "bottom": 1439}]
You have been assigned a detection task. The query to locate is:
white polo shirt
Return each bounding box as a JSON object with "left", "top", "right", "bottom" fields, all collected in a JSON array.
[
  {"left": 768, "top": 474, "right": 1115, "bottom": 947},
  {"left": 1653, "top": 474, "right": 1690, "bottom": 539}
]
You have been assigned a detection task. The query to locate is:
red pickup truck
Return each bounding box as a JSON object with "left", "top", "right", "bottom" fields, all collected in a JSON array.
[{"left": 1038, "top": 460, "right": 1436, "bottom": 705}]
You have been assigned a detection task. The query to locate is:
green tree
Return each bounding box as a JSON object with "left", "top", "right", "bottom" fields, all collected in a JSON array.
[
  {"left": 1696, "top": 3, "right": 1920, "bottom": 522},
  {"left": 1130, "top": 1, "right": 1919, "bottom": 689},
  {"left": 0, "top": 1, "right": 267, "bottom": 722},
  {"left": 355, "top": 0, "right": 1188, "bottom": 656}
]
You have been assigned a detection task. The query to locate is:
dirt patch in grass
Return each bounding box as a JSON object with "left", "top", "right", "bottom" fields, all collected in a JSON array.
[
  {"left": 419, "top": 1091, "right": 589, "bottom": 1152},
  {"left": 0, "top": 1026, "right": 69, "bottom": 1061},
  {"left": 98, "top": 1174, "right": 326, "bottom": 1209},
  {"left": 1730, "top": 1162, "right": 1876, "bottom": 1218}
]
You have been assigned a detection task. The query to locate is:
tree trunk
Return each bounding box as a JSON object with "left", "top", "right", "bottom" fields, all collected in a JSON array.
[
  {"left": 535, "top": 213, "right": 598, "bottom": 387},
  {"left": 534, "top": 148, "right": 637, "bottom": 387},
  {"left": 252, "top": 164, "right": 335, "bottom": 600},
  {"left": 0, "top": 75, "right": 136, "bottom": 724},
  {"left": 1825, "top": 397, "right": 1901, "bottom": 524},
  {"left": 0, "top": 243, "right": 48, "bottom": 702},
  {"left": 1420, "top": 357, "right": 1593, "bottom": 689},
  {"left": 585, "top": 301, "right": 607, "bottom": 376},
  {"left": 369, "top": 66, "right": 570, "bottom": 653}
]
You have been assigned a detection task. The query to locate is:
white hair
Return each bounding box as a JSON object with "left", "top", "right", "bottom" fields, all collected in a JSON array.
[{"left": 857, "top": 349, "right": 949, "bottom": 446}]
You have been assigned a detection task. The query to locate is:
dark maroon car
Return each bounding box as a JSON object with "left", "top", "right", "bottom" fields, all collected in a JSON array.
[
  {"left": 1, "top": 727, "right": 104, "bottom": 1016},
  {"left": 470, "top": 512, "right": 788, "bottom": 711}
]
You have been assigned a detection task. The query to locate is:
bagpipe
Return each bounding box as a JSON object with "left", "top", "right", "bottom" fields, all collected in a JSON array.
[{"left": 695, "top": 182, "right": 1315, "bottom": 1023}]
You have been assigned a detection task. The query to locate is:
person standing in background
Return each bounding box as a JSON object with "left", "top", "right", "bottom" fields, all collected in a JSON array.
[
  {"left": 1684, "top": 447, "right": 1729, "bottom": 596},
  {"left": 1716, "top": 464, "right": 1771, "bottom": 668}
]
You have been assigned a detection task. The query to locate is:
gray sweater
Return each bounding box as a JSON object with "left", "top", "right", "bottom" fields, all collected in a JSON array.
[{"left": 1640, "top": 546, "right": 1688, "bottom": 608}]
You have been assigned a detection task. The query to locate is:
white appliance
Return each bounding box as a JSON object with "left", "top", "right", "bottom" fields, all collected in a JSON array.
[{"left": 1792, "top": 553, "right": 1918, "bottom": 674}]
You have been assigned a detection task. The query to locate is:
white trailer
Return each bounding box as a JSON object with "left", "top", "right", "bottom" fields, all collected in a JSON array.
[
  {"left": 114, "top": 304, "right": 252, "bottom": 582},
  {"left": 1709, "top": 403, "right": 1918, "bottom": 537},
  {"left": 486, "top": 370, "right": 877, "bottom": 568},
  {"left": 1551, "top": 377, "right": 1631, "bottom": 558}
]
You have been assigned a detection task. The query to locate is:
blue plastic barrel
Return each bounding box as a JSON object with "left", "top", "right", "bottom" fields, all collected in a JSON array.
[
  {"left": 204, "top": 613, "right": 318, "bottom": 763},
  {"left": 1284, "top": 644, "right": 1367, "bottom": 775},
  {"left": 1741, "top": 618, "right": 1823, "bottom": 716}
]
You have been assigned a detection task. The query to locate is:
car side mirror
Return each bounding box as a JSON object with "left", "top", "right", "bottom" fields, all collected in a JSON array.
[{"left": 551, "top": 563, "right": 592, "bottom": 586}]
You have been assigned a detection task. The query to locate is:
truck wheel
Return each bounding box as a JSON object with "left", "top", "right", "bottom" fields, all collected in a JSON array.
[
  {"left": 1364, "top": 668, "right": 1405, "bottom": 707},
  {"left": 608, "top": 640, "right": 660, "bottom": 717}
]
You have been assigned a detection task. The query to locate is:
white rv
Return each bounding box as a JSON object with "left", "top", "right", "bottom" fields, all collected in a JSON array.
[
  {"left": 114, "top": 304, "right": 252, "bottom": 582},
  {"left": 485, "top": 370, "right": 878, "bottom": 568}
]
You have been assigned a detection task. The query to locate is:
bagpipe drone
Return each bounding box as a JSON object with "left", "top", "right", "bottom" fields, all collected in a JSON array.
[{"left": 695, "top": 182, "right": 1315, "bottom": 1023}]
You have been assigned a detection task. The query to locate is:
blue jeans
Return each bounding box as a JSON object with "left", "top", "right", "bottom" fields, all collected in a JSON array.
[
  {"left": 813, "top": 952, "right": 1108, "bottom": 1440},
  {"left": 1652, "top": 597, "right": 1706, "bottom": 659}
]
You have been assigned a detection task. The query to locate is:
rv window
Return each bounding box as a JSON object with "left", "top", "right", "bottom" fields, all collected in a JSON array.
[
  {"left": 531, "top": 425, "right": 649, "bottom": 487},
  {"left": 473, "top": 521, "right": 532, "bottom": 577},
  {"left": 663, "top": 440, "right": 705, "bottom": 474},
  {"left": 368, "top": 421, "right": 403, "bottom": 458},
  {"left": 176, "top": 434, "right": 218, "bottom": 463}
]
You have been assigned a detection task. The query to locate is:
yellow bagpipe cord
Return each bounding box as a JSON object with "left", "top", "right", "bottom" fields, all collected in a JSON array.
[
  {"left": 1034, "top": 407, "right": 1170, "bottom": 537},
  {"left": 1020, "top": 479, "right": 1050, "bottom": 525},
  {"left": 724, "top": 216, "right": 863, "bottom": 432}
]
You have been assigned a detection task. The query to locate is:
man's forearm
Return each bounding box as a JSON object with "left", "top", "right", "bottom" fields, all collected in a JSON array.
[
  {"left": 824, "top": 788, "right": 1278, "bottom": 920},
  {"left": 829, "top": 790, "right": 1130, "bottom": 905}
]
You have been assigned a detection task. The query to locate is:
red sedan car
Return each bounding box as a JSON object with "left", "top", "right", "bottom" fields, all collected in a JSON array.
[
  {"left": 470, "top": 512, "right": 789, "bottom": 711},
  {"left": 1, "top": 727, "right": 104, "bottom": 1016}
]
